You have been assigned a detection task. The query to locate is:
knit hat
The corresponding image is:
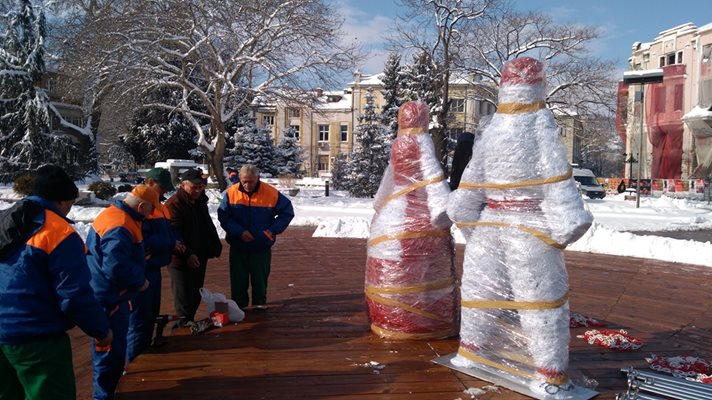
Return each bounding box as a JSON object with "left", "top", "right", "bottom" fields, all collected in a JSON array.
[
  {"left": 130, "top": 184, "right": 161, "bottom": 210},
  {"left": 145, "top": 168, "right": 175, "bottom": 192},
  {"left": 180, "top": 168, "right": 205, "bottom": 184},
  {"left": 33, "top": 165, "right": 79, "bottom": 202}
]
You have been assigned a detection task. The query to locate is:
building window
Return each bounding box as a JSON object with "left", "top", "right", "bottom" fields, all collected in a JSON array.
[
  {"left": 288, "top": 108, "right": 301, "bottom": 118},
  {"left": 667, "top": 53, "right": 675, "bottom": 66},
  {"left": 289, "top": 125, "right": 300, "bottom": 140},
  {"left": 262, "top": 115, "right": 274, "bottom": 127},
  {"left": 318, "top": 155, "right": 329, "bottom": 171},
  {"left": 478, "top": 100, "right": 494, "bottom": 115},
  {"left": 451, "top": 98, "right": 465, "bottom": 113},
  {"left": 318, "top": 124, "right": 329, "bottom": 141},
  {"left": 677, "top": 51, "right": 683, "bottom": 64},
  {"left": 448, "top": 128, "right": 464, "bottom": 140},
  {"left": 340, "top": 124, "right": 348, "bottom": 141},
  {"left": 659, "top": 56, "right": 665, "bottom": 67}
]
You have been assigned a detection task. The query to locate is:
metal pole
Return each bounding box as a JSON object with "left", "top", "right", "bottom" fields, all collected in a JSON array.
[{"left": 637, "top": 84, "right": 644, "bottom": 208}]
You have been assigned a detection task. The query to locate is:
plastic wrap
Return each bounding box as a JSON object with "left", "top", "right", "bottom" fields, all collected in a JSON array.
[
  {"left": 447, "top": 57, "right": 593, "bottom": 398},
  {"left": 365, "top": 100, "right": 459, "bottom": 340}
]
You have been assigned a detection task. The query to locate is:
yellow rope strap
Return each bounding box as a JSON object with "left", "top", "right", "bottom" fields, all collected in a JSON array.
[
  {"left": 461, "top": 292, "right": 569, "bottom": 310},
  {"left": 497, "top": 100, "right": 546, "bottom": 114},
  {"left": 365, "top": 278, "right": 455, "bottom": 295},
  {"left": 374, "top": 176, "right": 445, "bottom": 211},
  {"left": 397, "top": 127, "right": 427, "bottom": 135},
  {"left": 365, "top": 287, "right": 453, "bottom": 324},
  {"left": 371, "top": 324, "right": 456, "bottom": 340},
  {"left": 455, "top": 221, "right": 565, "bottom": 249},
  {"left": 457, "top": 348, "right": 535, "bottom": 380},
  {"left": 367, "top": 228, "right": 450, "bottom": 247},
  {"left": 458, "top": 169, "right": 572, "bottom": 190}
]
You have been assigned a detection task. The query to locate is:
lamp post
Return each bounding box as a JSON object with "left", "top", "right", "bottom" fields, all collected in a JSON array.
[
  {"left": 622, "top": 69, "right": 663, "bottom": 208},
  {"left": 624, "top": 153, "right": 638, "bottom": 182}
]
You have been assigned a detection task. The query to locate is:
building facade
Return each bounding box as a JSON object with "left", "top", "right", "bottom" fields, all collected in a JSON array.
[
  {"left": 618, "top": 22, "right": 712, "bottom": 180},
  {"left": 253, "top": 72, "right": 498, "bottom": 177}
]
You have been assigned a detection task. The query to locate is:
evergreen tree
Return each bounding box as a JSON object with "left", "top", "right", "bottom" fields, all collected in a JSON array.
[
  {"left": 123, "top": 105, "right": 198, "bottom": 166},
  {"left": 380, "top": 52, "right": 403, "bottom": 140},
  {"left": 400, "top": 49, "right": 442, "bottom": 118},
  {"left": 344, "top": 88, "right": 391, "bottom": 198},
  {"left": 274, "top": 127, "right": 303, "bottom": 177},
  {"left": 330, "top": 152, "right": 350, "bottom": 190},
  {"left": 226, "top": 116, "right": 277, "bottom": 177},
  {"left": 0, "top": 0, "right": 53, "bottom": 182}
]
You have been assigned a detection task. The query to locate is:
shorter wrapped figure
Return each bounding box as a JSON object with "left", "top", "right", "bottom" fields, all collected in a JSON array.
[
  {"left": 365, "top": 100, "right": 458, "bottom": 340},
  {"left": 447, "top": 57, "right": 593, "bottom": 398}
]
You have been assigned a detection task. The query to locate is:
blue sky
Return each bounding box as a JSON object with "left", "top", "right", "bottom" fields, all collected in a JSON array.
[{"left": 337, "top": 0, "right": 711, "bottom": 81}]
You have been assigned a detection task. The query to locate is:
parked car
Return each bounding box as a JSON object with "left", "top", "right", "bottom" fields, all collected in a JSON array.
[{"left": 573, "top": 168, "right": 606, "bottom": 199}]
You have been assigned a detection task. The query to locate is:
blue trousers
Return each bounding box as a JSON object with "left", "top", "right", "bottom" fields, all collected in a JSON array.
[
  {"left": 91, "top": 302, "right": 128, "bottom": 400},
  {"left": 126, "top": 268, "right": 162, "bottom": 362}
]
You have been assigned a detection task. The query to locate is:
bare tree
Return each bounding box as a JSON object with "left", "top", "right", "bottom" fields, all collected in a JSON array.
[
  {"left": 55, "top": 0, "right": 358, "bottom": 189},
  {"left": 456, "top": 6, "right": 617, "bottom": 118},
  {"left": 392, "top": 0, "right": 496, "bottom": 173}
]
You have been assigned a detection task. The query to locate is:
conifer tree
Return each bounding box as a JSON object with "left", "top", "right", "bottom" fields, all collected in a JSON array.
[
  {"left": 225, "top": 116, "right": 277, "bottom": 177},
  {"left": 274, "top": 127, "right": 303, "bottom": 177},
  {"left": 380, "top": 52, "right": 403, "bottom": 140},
  {"left": 344, "top": 87, "right": 391, "bottom": 198},
  {"left": 0, "top": 0, "right": 53, "bottom": 182},
  {"left": 330, "top": 152, "right": 350, "bottom": 190}
]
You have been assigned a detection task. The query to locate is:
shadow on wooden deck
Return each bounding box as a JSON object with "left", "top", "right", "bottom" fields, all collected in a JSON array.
[{"left": 67, "top": 227, "right": 712, "bottom": 399}]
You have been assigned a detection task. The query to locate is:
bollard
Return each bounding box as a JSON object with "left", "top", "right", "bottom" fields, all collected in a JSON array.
[{"left": 325, "top": 180, "right": 330, "bottom": 197}]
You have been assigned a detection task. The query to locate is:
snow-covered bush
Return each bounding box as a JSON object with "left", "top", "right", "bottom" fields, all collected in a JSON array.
[{"left": 88, "top": 181, "right": 117, "bottom": 200}]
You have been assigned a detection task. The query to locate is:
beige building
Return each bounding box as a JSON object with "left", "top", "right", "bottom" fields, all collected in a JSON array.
[
  {"left": 619, "top": 22, "right": 712, "bottom": 180},
  {"left": 253, "top": 72, "right": 497, "bottom": 177}
]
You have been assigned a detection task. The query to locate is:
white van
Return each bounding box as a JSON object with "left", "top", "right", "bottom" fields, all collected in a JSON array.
[
  {"left": 154, "top": 159, "right": 208, "bottom": 186},
  {"left": 572, "top": 168, "right": 606, "bottom": 199}
]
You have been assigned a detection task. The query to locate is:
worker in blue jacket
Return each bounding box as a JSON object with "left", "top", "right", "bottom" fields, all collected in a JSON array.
[
  {"left": 0, "top": 165, "right": 112, "bottom": 400},
  {"left": 126, "top": 168, "right": 185, "bottom": 362},
  {"left": 86, "top": 185, "right": 159, "bottom": 400},
  {"left": 218, "top": 164, "right": 294, "bottom": 311}
]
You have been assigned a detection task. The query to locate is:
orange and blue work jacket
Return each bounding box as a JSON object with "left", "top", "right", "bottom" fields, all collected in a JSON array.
[
  {"left": 0, "top": 196, "right": 110, "bottom": 345},
  {"left": 86, "top": 200, "right": 147, "bottom": 309},
  {"left": 218, "top": 181, "right": 294, "bottom": 253},
  {"left": 143, "top": 202, "right": 178, "bottom": 270}
]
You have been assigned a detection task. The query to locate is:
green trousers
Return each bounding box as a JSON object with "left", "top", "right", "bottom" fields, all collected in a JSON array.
[
  {"left": 229, "top": 247, "right": 271, "bottom": 308},
  {"left": 0, "top": 333, "right": 75, "bottom": 400}
]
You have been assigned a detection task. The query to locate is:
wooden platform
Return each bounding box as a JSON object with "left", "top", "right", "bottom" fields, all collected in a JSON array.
[{"left": 66, "top": 227, "right": 712, "bottom": 399}]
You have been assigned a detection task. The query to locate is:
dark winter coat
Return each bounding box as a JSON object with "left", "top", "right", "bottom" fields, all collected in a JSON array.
[
  {"left": 86, "top": 200, "right": 148, "bottom": 308},
  {"left": 218, "top": 181, "right": 294, "bottom": 254},
  {"left": 0, "top": 196, "right": 110, "bottom": 345},
  {"left": 165, "top": 188, "right": 222, "bottom": 265}
]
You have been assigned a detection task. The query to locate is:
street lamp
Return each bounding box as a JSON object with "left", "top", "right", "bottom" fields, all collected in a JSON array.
[
  {"left": 622, "top": 69, "right": 664, "bottom": 208},
  {"left": 623, "top": 153, "right": 638, "bottom": 182}
]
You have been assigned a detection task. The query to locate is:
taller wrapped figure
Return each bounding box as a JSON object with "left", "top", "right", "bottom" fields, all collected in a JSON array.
[
  {"left": 447, "top": 57, "right": 593, "bottom": 398},
  {"left": 365, "top": 100, "right": 458, "bottom": 340}
]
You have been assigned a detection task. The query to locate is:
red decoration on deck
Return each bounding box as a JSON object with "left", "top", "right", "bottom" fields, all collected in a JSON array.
[{"left": 577, "top": 329, "right": 644, "bottom": 351}]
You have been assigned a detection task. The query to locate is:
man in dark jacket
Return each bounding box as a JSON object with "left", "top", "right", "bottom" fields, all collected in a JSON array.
[
  {"left": 1, "top": 165, "right": 112, "bottom": 400},
  {"left": 449, "top": 115, "right": 491, "bottom": 190},
  {"left": 126, "top": 168, "right": 185, "bottom": 362},
  {"left": 165, "top": 169, "right": 222, "bottom": 322},
  {"left": 218, "top": 164, "right": 294, "bottom": 311},
  {"left": 87, "top": 185, "right": 156, "bottom": 400}
]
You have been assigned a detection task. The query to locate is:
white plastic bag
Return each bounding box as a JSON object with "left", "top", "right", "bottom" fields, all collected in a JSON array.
[{"left": 199, "top": 287, "right": 245, "bottom": 322}]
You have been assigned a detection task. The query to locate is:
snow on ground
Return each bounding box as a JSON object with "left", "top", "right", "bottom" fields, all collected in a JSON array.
[{"left": 2, "top": 184, "right": 712, "bottom": 267}]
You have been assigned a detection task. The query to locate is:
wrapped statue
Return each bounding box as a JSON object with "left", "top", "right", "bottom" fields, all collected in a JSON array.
[
  {"left": 365, "top": 100, "right": 458, "bottom": 340},
  {"left": 447, "top": 57, "right": 593, "bottom": 398}
]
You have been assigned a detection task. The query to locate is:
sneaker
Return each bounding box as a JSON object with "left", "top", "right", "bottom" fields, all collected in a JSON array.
[{"left": 252, "top": 305, "right": 268, "bottom": 312}]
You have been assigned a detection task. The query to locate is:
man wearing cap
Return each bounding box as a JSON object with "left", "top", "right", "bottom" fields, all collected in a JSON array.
[
  {"left": 165, "top": 168, "right": 222, "bottom": 323},
  {"left": 1, "top": 165, "right": 112, "bottom": 400},
  {"left": 86, "top": 185, "right": 157, "bottom": 400},
  {"left": 126, "top": 168, "right": 185, "bottom": 362},
  {"left": 218, "top": 164, "right": 294, "bottom": 311}
]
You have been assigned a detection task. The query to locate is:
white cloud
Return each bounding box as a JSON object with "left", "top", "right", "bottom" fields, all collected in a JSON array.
[{"left": 333, "top": 0, "right": 395, "bottom": 74}]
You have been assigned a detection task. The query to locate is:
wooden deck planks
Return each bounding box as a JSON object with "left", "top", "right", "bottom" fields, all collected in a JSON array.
[{"left": 61, "top": 227, "right": 712, "bottom": 399}]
